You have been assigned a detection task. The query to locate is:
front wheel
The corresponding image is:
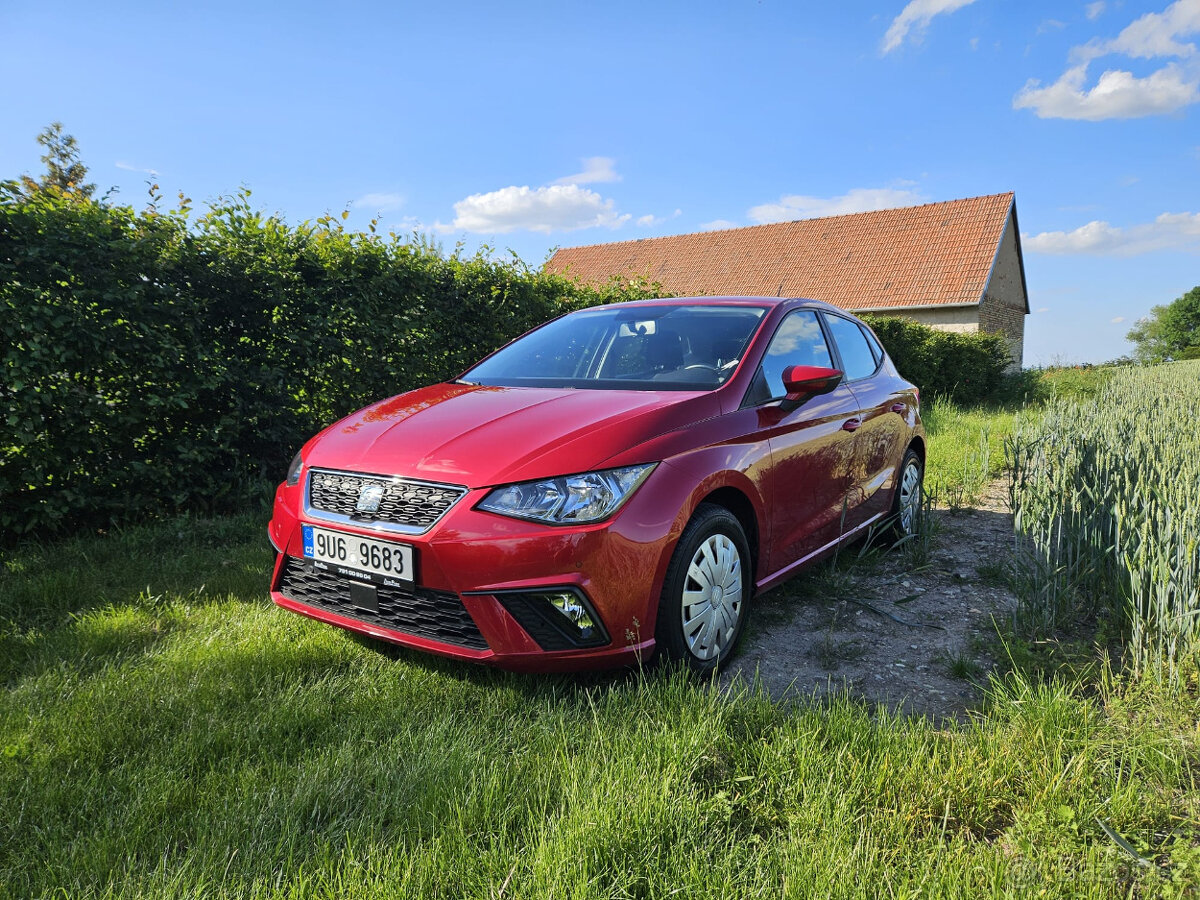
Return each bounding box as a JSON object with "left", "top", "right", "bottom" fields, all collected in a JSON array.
[{"left": 655, "top": 504, "right": 751, "bottom": 674}]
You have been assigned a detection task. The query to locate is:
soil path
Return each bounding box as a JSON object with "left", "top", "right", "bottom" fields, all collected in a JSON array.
[{"left": 721, "top": 480, "right": 1018, "bottom": 721}]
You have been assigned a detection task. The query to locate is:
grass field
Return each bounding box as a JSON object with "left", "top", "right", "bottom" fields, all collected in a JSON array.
[
  {"left": 920, "top": 397, "right": 1015, "bottom": 507},
  {"left": 3, "top": 390, "right": 1199, "bottom": 898}
]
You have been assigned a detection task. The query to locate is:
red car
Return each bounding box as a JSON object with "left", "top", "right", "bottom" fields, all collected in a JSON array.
[{"left": 268, "top": 297, "right": 924, "bottom": 673}]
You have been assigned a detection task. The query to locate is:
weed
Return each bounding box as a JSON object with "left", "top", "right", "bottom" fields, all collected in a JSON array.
[
  {"left": 941, "top": 650, "right": 984, "bottom": 681},
  {"left": 976, "top": 558, "right": 1015, "bottom": 589}
]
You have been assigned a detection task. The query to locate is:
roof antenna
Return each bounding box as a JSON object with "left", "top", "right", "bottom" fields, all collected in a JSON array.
[{"left": 776, "top": 283, "right": 785, "bottom": 297}]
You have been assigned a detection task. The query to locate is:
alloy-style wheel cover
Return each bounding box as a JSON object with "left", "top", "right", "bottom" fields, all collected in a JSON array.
[
  {"left": 899, "top": 460, "right": 922, "bottom": 534},
  {"left": 681, "top": 533, "right": 744, "bottom": 661}
]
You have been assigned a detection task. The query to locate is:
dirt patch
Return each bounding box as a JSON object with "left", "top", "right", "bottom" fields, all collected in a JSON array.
[{"left": 722, "top": 480, "right": 1018, "bottom": 721}]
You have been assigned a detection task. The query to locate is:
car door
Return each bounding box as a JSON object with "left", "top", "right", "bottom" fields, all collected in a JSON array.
[
  {"left": 823, "top": 313, "right": 908, "bottom": 529},
  {"left": 749, "top": 309, "right": 861, "bottom": 572}
]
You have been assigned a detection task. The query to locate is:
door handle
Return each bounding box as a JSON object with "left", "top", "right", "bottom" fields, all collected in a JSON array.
[
  {"left": 890, "top": 403, "right": 906, "bottom": 414},
  {"left": 842, "top": 418, "right": 861, "bottom": 432}
]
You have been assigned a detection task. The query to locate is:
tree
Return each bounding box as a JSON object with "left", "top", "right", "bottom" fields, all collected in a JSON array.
[
  {"left": 18, "top": 122, "right": 95, "bottom": 199},
  {"left": 1126, "top": 285, "right": 1200, "bottom": 363}
]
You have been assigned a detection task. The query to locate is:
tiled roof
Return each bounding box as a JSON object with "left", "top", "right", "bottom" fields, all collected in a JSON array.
[{"left": 545, "top": 192, "right": 1017, "bottom": 311}]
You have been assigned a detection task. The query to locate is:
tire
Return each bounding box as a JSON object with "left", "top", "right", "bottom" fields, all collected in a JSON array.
[
  {"left": 889, "top": 448, "right": 924, "bottom": 539},
  {"left": 655, "top": 503, "right": 752, "bottom": 675}
]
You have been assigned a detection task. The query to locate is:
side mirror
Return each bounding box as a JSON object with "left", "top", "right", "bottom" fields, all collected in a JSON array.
[{"left": 782, "top": 365, "right": 843, "bottom": 401}]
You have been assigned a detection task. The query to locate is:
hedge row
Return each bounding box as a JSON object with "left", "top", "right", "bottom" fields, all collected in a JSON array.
[
  {"left": 0, "top": 187, "right": 658, "bottom": 537},
  {"left": 2, "top": 186, "right": 1017, "bottom": 539},
  {"left": 861, "top": 314, "right": 1013, "bottom": 405}
]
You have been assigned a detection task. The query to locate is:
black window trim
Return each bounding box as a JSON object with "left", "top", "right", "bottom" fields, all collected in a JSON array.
[{"left": 819, "top": 311, "right": 883, "bottom": 383}]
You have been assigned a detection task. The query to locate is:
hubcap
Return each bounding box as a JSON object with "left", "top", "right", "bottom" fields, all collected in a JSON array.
[
  {"left": 681, "top": 534, "right": 743, "bottom": 661},
  {"left": 898, "top": 461, "right": 922, "bottom": 533}
]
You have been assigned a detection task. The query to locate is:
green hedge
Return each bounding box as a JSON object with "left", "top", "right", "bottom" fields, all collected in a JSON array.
[
  {"left": 1, "top": 187, "right": 658, "bottom": 538},
  {"left": 861, "top": 314, "right": 1012, "bottom": 405}
]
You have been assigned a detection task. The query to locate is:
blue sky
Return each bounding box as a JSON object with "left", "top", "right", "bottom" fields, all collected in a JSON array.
[{"left": 2, "top": 0, "right": 1198, "bottom": 365}]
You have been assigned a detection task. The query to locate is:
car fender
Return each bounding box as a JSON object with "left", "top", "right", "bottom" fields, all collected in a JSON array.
[{"left": 635, "top": 450, "right": 770, "bottom": 630}]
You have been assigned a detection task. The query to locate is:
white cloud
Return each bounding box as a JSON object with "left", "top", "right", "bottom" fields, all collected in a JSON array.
[
  {"left": 553, "top": 156, "right": 621, "bottom": 185},
  {"left": 377, "top": 215, "right": 453, "bottom": 236},
  {"left": 115, "top": 161, "right": 159, "bottom": 176},
  {"left": 353, "top": 192, "right": 406, "bottom": 212},
  {"left": 970, "top": 36, "right": 979, "bottom": 50},
  {"left": 747, "top": 187, "right": 926, "bottom": 224},
  {"left": 635, "top": 209, "right": 682, "bottom": 227},
  {"left": 1095, "top": 0, "right": 1200, "bottom": 60},
  {"left": 1016, "top": 1, "right": 1200, "bottom": 119},
  {"left": 450, "top": 184, "right": 629, "bottom": 234},
  {"left": 1036, "top": 307, "right": 1051, "bottom": 313},
  {"left": 1111, "top": 315, "right": 1126, "bottom": 322},
  {"left": 881, "top": 0, "right": 979, "bottom": 53},
  {"left": 1014, "top": 62, "right": 1200, "bottom": 118},
  {"left": 698, "top": 219, "right": 739, "bottom": 231},
  {"left": 1087, "top": 2, "right": 1107, "bottom": 21},
  {"left": 1024, "top": 210, "right": 1200, "bottom": 255}
]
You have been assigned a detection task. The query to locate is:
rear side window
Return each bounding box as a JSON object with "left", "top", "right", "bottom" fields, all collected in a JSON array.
[
  {"left": 757, "top": 310, "right": 833, "bottom": 400},
  {"left": 860, "top": 324, "right": 884, "bottom": 364},
  {"left": 824, "top": 314, "right": 878, "bottom": 381}
]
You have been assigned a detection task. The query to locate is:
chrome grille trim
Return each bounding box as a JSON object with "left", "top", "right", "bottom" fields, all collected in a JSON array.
[{"left": 303, "top": 468, "right": 468, "bottom": 535}]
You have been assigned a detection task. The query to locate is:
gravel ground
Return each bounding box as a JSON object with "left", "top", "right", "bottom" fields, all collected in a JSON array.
[{"left": 722, "top": 481, "right": 1018, "bottom": 721}]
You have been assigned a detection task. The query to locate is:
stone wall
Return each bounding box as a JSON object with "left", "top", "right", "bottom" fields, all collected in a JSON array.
[{"left": 976, "top": 212, "right": 1027, "bottom": 368}]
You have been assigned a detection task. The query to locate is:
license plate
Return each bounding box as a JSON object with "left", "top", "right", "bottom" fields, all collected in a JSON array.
[{"left": 302, "top": 525, "right": 415, "bottom": 587}]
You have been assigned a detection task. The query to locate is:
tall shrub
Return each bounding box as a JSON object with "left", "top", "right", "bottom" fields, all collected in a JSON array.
[
  {"left": 862, "top": 314, "right": 1011, "bottom": 404},
  {"left": 0, "top": 187, "right": 659, "bottom": 538},
  {"left": 1, "top": 188, "right": 202, "bottom": 533}
]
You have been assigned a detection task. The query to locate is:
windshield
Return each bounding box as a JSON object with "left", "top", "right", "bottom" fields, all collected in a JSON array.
[{"left": 463, "top": 304, "right": 767, "bottom": 391}]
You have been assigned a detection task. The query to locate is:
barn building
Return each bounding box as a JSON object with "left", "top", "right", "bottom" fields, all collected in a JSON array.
[{"left": 545, "top": 192, "right": 1029, "bottom": 368}]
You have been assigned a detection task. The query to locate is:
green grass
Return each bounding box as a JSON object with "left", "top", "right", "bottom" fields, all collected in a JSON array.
[
  {"left": 1036, "top": 364, "right": 1116, "bottom": 402},
  {"left": 921, "top": 396, "right": 1015, "bottom": 508},
  {"left": 3, "top": 516, "right": 1199, "bottom": 897}
]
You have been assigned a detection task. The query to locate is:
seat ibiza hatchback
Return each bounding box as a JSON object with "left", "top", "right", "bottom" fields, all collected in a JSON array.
[{"left": 268, "top": 297, "right": 924, "bottom": 673}]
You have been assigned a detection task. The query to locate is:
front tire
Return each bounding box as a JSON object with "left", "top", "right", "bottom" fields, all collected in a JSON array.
[{"left": 655, "top": 503, "right": 751, "bottom": 674}]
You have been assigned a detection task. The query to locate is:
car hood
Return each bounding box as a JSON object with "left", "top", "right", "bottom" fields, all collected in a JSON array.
[{"left": 305, "top": 382, "right": 721, "bottom": 487}]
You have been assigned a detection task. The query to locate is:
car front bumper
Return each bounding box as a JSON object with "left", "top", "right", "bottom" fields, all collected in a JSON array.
[{"left": 267, "top": 466, "right": 693, "bottom": 671}]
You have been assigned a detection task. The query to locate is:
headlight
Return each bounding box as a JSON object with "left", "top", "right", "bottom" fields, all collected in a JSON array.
[
  {"left": 477, "top": 464, "right": 657, "bottom": 525},
  {"left": 285, "top": 451, "right": 304, "bottom": 486}
]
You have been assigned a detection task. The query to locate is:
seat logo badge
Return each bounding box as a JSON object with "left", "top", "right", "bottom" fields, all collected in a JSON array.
[{"left": 355, "top": 484, "right": 385, "bottom": 514}]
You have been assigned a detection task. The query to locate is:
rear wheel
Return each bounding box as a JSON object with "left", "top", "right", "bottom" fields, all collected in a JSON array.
[
  {"left": 890, "top": 448, "right": 924, "bottom": 538},
  {"left": 655, "top": 504, "right": 751, "bottom": 674}
]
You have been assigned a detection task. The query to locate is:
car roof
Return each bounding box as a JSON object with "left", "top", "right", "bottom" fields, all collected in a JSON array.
[{"left": 586, "top": 296, "right": 846, "bottom": 314}]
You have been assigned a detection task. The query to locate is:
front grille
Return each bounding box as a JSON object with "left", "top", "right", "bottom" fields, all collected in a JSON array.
[
  {"left": 306, "top": 469, "right": 467, "bottom": 532},
  {"left": 277, "top": 556, "right": 488, "bottom": 650}
]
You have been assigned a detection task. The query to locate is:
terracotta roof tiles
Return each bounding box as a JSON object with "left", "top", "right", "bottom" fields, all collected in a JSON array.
[{"left": 545, "top": 192, "right": 1016, "bottom": 311}]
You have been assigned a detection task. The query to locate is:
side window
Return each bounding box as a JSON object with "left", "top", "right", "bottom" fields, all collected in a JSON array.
[
  {"left": 757, "top": 310, "right": 833, "bottom": 400},
  {"left": 825, "top": 315, "right": 878, "bottom": 381},
  {"left": 860, "top": 324, "right": 884, "bottom": 365}
]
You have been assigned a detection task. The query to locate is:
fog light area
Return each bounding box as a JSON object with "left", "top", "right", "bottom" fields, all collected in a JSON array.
[{"left": 545, "top": 591, "right": 598, "bottom": 640}]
